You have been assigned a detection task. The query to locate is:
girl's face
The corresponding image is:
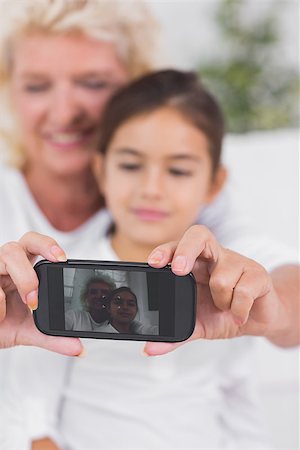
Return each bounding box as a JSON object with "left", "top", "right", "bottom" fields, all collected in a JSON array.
[
  {"left": 109, "top": 291, "right": 138, "bottom": 324},
  {"left": 100, "top": 107, "right": 225, "bottom": 249},
  {"left": 10, "top": 32, "right": 129, "bottom": 176}
]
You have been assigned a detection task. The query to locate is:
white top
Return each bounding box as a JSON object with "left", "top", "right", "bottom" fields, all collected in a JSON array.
[
  {"left": 65, "top": 310, "right": 106, "bottom": 331},
  {"left": 97, "top": 319, "right": 159, "bottom": 335},
  {"left": 0, "top": 162, "right": 298, "bottom": 450},
  {"left": 0, "top": 163, "right": 111, "bottom": 252}
]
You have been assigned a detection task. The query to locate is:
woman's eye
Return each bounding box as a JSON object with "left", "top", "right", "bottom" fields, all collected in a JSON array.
[
  {"left": 80, "top": 80, "right": 114, "bottom": 90},
  {"left": 118, "top": 163, "right": 141, "bottom": 171},
  {"left": 169, "top": 168, "right": 192, "bottom": 177},
  {"left": 24, "top": 84, "right": 49, "bottom": 93}
]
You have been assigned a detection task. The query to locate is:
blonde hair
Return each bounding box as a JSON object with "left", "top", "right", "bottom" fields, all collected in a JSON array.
[
  {"left": 80, "top": 275, "right": 116, "bottom": 310},
  {"left": 0, "top": 0, "right": 164, "bottom": 167}
]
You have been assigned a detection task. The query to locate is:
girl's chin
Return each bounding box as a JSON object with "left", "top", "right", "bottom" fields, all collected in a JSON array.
[{"left": 128, "top": 234, "right": 174, "bottom": 249}]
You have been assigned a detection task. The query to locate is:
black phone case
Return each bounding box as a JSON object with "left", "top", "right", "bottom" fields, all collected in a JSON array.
[{"left": 33, "top": 259, "right": 196, "bottom": 342}]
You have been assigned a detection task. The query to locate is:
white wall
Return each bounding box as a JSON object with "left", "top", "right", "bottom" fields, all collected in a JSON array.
[
  {"left": 223, "top": 129, "right": 299, "bottom": 249},
  {"left": 149, "top": 0, "right": 299, "bottom": 70}
]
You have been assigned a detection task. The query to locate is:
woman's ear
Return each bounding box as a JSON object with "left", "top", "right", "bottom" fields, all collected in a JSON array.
[
  {"left": 92, "top": 153, "right": 106, "bottom": 194},
  {"left": 206, "top": 165, "right": 228, "bottom": 204}
]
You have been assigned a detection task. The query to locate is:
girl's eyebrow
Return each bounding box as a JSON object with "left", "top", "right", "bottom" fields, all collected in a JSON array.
[
  {"left": 114, "top": 148, "right": 202, "bottom": 162},
  {"left": 114, "top": 148, "right": 142, "bottom": 156},
  {"left": 168, "top": 154, "right": 202, "bottom": 162}
]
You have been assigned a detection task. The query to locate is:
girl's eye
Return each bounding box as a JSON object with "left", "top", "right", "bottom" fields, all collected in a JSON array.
[
  {"left": 169, "top": 168, "right": 192, "bottom": 177},
  {"left": 118, "top": 163, "right": 141, "bottom": 171},
  {"left": 113, "top": 297, "right": 122, "bottom": 305},
  {"left": 128, "top": 301, "right": 136, "bottom": 307}
]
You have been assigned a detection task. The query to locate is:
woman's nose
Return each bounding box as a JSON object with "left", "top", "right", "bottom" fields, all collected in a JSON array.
[{"left": 48, "top": 84, "right": 84, "bottom": 127}]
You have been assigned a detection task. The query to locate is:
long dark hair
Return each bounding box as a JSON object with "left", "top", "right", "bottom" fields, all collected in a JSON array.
[{"left": 98, "top": 69, "right": 225, "bottom": 176}]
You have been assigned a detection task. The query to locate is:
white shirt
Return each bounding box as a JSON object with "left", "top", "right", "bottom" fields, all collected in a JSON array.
[
  {"left": 65, "top": 310, "right": 106, "bottom": 331},
  {"left": 0, "top": 162, "right": 298, "bottom": 450},
  {"left": 0, "top": 163, "right": 110, "bottom": 251},
  {"left": 97, "top": 319, "right": 159, "bottom": 335},
  {"left": 0, "top": 163, "right": 109, "bottom": 449},
  {"left": 51, "top": 237, "right": 294, "bottom": 450}
]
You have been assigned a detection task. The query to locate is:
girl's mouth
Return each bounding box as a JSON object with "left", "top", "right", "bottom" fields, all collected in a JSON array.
[{"left": 132, "top": 208, "right": 169, "bottom": 222}]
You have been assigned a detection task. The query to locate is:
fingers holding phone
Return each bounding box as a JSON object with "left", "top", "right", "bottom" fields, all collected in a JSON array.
[
  {"left": 146, "top": 224, "right": 274, "bottom": 356},
  {"left": 33, "top": 260, "right": 196, "bottom": 343},
  {"left": 0, "top": 232, "right": 83, "bottom": 356},
  {"left": 0, "top": 232, "right": 67, "bottom": 309}
]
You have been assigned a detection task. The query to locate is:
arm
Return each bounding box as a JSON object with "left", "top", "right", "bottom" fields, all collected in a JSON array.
[
  {"left": 145, "top": 225, "right": 299, "bottom": 355},
  {"left": 267, "top": 265, "right": 299, "bottom": 347}
]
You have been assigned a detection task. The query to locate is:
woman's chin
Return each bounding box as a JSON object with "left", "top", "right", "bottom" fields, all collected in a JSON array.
[{"left": 45, "top": 155, "right": 94, "bottom": 177}]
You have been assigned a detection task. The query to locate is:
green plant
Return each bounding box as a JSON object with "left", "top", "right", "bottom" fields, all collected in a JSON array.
[{"left": 199, "top": 0, "right": 299, "bottom": 133}]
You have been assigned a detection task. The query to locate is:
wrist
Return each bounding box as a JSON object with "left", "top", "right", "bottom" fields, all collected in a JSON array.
[{"left": 263, "top": 284, "right": 295, "bottom": 347}]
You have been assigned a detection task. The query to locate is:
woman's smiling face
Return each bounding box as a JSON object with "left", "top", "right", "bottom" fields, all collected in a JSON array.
[
  {"left": 10, "top": 32, "right": 129, "bottom": 176},
  {"left": 101, "top": 106, "right": 222, "bottom": 249}
]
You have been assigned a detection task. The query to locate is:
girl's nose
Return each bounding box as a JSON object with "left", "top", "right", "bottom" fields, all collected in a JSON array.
[{"left": 140, "top": 168, "right": 164, "bottom": 200}]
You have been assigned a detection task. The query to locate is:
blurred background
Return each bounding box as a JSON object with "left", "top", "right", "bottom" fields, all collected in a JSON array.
[
  {"left": 148, "top": 1, "right": 299, "bottom": 449},
  {"left": 0, "top": 0, "right": 297, "bottom": 448}
]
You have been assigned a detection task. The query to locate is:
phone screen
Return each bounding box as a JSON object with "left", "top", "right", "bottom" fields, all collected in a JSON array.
[
  {"left": 46, "top": 265, "right": 179, "bottom": 337},
  {"left": 34, "top": 260, "right": 196, "bottom": 341}
]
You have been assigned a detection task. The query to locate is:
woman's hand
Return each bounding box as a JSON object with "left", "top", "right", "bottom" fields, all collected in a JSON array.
[
  {"left": 145, "top": 225, "right": 284, "bottom": 356},
  {"left": 0, "top": 232, "right": 83, "bottom": 356}
]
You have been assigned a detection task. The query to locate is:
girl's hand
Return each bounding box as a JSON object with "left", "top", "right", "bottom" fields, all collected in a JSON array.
[
  {"left": 0, "top": 232, "right": 83, "bottom": 356},
  {"left": 145, "top": 225, "right": 281, "bottom": 356}
]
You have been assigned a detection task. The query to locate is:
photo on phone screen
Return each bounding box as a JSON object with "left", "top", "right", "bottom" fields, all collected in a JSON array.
[
  {"left": 63, "top": 267, "right": 159, "bottom": 335},
  {"left": 34, "top": 260, "right": 196, "bottom": 342}
]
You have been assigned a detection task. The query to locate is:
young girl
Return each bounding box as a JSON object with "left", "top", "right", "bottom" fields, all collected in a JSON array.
[
  {"left": 96, "top": 69, "right": 226, "bottom": 263},
  {"left": 42, "top": 70, "right": 271, "bottom": 450},
  {"left": 97, "top": 285, "right": 159, "bottom": 335},
  {"left": 3, "top": 70, "right": 298, "bottom": 450}
]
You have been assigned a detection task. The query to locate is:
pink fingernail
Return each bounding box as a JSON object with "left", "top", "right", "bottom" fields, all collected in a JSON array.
[
  {"left": 148, "top": 250, "right": 163, "bottom": 264},
  {"left": 50, "top": 245, "right": 67, "bottom": 262},
  {"left": 26, "top": 290, "right": 38, "bottom": 310},
  {"left": 173, "top": 255, "right": 187, "bottom": 272}
]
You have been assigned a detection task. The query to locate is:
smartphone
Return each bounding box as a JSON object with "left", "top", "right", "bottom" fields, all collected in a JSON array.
[{"left": 33, "top": 259, "right": 196, "bottom": 342}]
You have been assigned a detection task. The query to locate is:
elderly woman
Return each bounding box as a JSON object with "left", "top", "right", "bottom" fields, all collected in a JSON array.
[
  {"left": 0, "top": 2, "right": 162, "bottom": 449},
  {"left": 0, "top": 0, "right": 162, "bottom": 351},
  {"left": 65, "top": 275, "right": 116, "bottom": 331}
]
